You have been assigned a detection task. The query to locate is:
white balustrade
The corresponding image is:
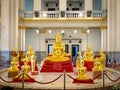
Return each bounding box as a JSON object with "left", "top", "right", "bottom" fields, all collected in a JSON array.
[{"left": 23, "top": 10, "right": 107, "bottom": 18}]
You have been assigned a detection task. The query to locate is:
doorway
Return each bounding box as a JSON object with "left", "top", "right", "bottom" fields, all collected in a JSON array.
[{"left": 72, "top": 45, "right": 79, "bottom": 64}]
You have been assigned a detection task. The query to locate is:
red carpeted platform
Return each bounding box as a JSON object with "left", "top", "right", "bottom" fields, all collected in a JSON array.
[
  {"left": 73, "top": 78, "right": 94, "bottom": 84},
  {"left": 40, "top": 60, "right": 73, "bottom": 72},
  {"left": 84, "top": 60, "right": 94, "bottom": 71}
]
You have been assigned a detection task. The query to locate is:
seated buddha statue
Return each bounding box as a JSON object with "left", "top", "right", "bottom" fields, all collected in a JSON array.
[
  {"left": 76, "top": 59, "right": 90, "bottom": 80},
  {"left": 83, "top": 45, "right": 94, "bottom": 61},
  {"left": 99, "top": 49, "right": 106, "bottom": 69},
  {"left": 26, "top": 45, "right": 35, "bottom": 62},
  {"left": 93, "top": 58, "right": 102, "bottom": 71},
  {"left": 11, "top": 47, "right": 19, "bottom": 63},
  {"left": 45, "top": 33, "right": 70, "bottom": 62},
  {"left": 8, "top": 61, "right": 19, "bottom": 78}
]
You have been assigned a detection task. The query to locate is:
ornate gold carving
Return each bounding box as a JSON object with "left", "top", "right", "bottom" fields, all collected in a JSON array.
[{"left": 18, "top": 26, "right": 26, "bottom": 30}]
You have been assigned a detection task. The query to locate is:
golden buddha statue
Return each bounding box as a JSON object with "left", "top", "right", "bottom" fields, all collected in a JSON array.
[
  {"left": 8, "top": 48, "right": 20, "bottom": 78},
  {"left": 93, "top": 58, "right": 102, "bottom": 71},
  {"left": 83, "top": 45, "right": 94, "bottom": 61},
  {"left": 26, "top": 45, "right": 35, "bottom": 62},
  {"left": 8, "top": 61, "right": 19, "bottom": 78},
  {"left": 99, "top": 49, "right": 106, "bottom": 69},
  {"left": 76, "top": 57, "right": 90, "bottom": 80},
  {"left": 45, "top": 33, "right": 69, "bottom": 62},
  {"left": 11, "top": 47, "right": 19, "bottom": 63}
]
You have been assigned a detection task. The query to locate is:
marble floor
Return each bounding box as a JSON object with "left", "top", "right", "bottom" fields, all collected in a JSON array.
[{"left": 0, "top": 68, "right": 120, "bottom": 90}]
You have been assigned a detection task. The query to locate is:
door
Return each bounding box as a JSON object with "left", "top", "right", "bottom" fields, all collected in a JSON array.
[{"left": 72, "top": 45, "right": 79, "bottom": 64}]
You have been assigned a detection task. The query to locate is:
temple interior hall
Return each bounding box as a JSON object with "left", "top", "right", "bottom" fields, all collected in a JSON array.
[{"left": 0, "top": 0, "right": 120, "bottom": 90}]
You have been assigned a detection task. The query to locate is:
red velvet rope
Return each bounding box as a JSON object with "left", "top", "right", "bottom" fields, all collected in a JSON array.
[
  {"left": 26, "top": 74, "right": 63, "bottom": 84},
  {"left": 0, "top": 76, "right": 13, "bottom": 83},
  {"left": 66, "top": 74, "right": 74, "bottom": 80},
  {"left": 93, "top": 73, "right": 101, "bottom": 80},
  {"left": 104, "top": 72, "right": 120, "bottom": 82}
]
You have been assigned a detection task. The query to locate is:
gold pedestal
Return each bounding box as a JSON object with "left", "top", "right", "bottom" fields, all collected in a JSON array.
[{"left": 8, "top": 71, "right": 19, "bottom": 78}]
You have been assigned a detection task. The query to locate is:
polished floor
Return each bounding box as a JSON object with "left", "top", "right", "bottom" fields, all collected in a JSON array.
[{"left": 0, "top": 68, "right": 120, "bottom": 90}]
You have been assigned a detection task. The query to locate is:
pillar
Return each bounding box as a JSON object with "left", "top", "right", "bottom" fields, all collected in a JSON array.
[
  {"left": 9, "top": 0, "right": 19, "bottom": 50},
  {"left": 85, "top": 0, "right": 92, "bottom": 10},
  {"left": 18, "top": 26, "right": 26, "bottom": 51},
  {"left": 59, "top": 0, "right": 66, "bottom": 11},
  {"left": 34, "top": 0, "right": 41, "bottom": 17},
  {"left": 34, "top": 0, "right": 41, "bottom": 11},
  {"left": 101, "top": 26, "right": 107, "bottom": 51},
  {"left": 107, "top": 0, "right": 116, "bottom": 52},
  {"left": 1, "top": 0, "right": 10, "bottom": 50},
  {"left": 115, "top": 0, "right": 120, "bottom": 51},
  {"left": 1, "top": 0, "right": 19, "bottom": 51}
]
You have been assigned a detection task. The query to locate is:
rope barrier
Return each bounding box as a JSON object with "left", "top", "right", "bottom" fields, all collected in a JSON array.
[
  {"left": 0, "top": 76, "right": 13, "bottom": 83},
  {"left": 26, "top": 74, "right": 63, "bottom": 84},
  {"left": 93, "top": 73, "right": 101, "bottom": 81},
  {"left": 66, "top": 74, "right": 74, "bottom": 80},
  {"left": 104, "top": 72, "right": 120, "bottom": 82}
]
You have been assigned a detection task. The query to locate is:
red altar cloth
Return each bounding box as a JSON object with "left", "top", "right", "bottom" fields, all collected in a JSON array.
[
  {"left": 73, "top": 78, "right": 94, "bottom": 84},
  {"left": 40, "top": 60, "right": 73, "bottom": 72},
  {"left": 13, "top": 74, "right": 35, "bottom": 82},
  {"left": 84, "top": 60, "right": 94, "bottom": 71},
  {"left": 19, "top": 61, "right": 38, "bottom": 71}
]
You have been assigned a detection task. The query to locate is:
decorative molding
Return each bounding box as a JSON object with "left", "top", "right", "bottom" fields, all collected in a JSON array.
[
  {"left": 19, "top": 17, "right": 107, "bottom": 23},
  {"left": 100, "top": 26, "right": 107, "bottom": 30},
  {"left": 18, "top": 26, "right": 26, "bottom": 30}
]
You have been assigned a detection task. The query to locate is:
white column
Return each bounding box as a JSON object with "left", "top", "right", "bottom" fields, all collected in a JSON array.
[
  {"left": 102, "top": 0, "right": 107, "bottom": 10},
  {"left": 59, "top": 0, "right": 66, "bottom": 11},
  {"left": 107, "top": 0, "right": 116, "bottom": 52},
  {"left": 34, "top": 0, "right": 41, "bottom": 11},
  {"left": 19, "top": 0, "right": 25, "bottom": 17},
  {"left": 9, "top": 0, "right": 19, "bottom": 50},
  {"left": 85, "top": 0, "right": 92, "bottom": 10},
  {"left": 18, "top": 27, "right": 26, "bottom": 51},
  {"left": 101, "top": 27, "right": 107, "bottom": 51},
  {"left": 1, "top": 0, "right": 10, "bottom": 50},
  {"left": 115, "top": 0, "right": 120, "bottom": 51}
]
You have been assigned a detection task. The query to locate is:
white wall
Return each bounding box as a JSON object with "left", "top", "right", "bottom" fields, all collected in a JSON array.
[{"left": 25, "top": 29, "right": 101, "bottom": 52}]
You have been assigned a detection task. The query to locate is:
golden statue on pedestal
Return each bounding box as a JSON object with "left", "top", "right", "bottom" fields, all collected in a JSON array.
[
  {"left": 99, "top": 49, "right": 106, "bottom": 69},
  {"left": 26, "top": 45, "right": 35, "bottom": 62},
  {"left": 83, "top": 45, "right": 94, "bottom": 61},
  {"left": 45, "top": 33, "right": 69, "bottom": 62},
  {"left": 93, "top": 58, "right": 102, "bottom": 71},
  {"left": 76, "top": 52, "right": 90, "bottom": 80},
  {"left": 8, "top": 48, "right": 19, "bottom": 78}
]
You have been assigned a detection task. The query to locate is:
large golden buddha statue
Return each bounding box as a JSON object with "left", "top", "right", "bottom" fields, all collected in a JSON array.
[
  {"left": 83, "top": 45, "right": 94, "bottom": 61},
  {"left": 45, "top": 33, "right": 69, "bottom": 62}
]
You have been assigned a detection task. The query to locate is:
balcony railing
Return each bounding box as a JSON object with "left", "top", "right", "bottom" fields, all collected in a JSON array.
[{"left": 19, "top": 10, "right": 107, "bottom": 19}]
